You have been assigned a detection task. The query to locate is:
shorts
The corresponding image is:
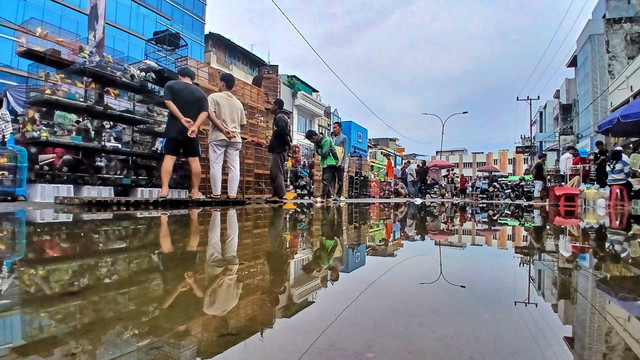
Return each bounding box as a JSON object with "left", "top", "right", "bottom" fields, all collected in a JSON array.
[
  {"left": 162, "top": 137, "right": 201, "bottom": 158},
  {"left": 534, "top": 180, "right": 545, "bottom": 198}
]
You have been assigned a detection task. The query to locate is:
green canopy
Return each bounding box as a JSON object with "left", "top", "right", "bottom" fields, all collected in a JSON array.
[{"left": 498, "top": 175, "right": 532, "bottom": 182}]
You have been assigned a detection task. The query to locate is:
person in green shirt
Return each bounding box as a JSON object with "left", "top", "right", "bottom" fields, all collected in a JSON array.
[
  {"left": 302, "top": 207, "right": 340, "bottom": 283},
  {"left": 305, "top": 130, "right": 339, "bottom": 201}
]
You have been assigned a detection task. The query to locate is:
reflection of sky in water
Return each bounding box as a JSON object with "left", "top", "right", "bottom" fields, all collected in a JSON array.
[{"left": 0, "top": 204, "right": 638, "bottom": 360}]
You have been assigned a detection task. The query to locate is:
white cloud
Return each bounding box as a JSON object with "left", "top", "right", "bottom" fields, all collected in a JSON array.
[{"left": 206, "top": 0, "right": 599, "bottom": 155}]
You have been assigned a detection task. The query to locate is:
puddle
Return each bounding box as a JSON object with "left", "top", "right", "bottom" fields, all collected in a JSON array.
[{"left": 0, "top": 203, "right": 638, "bottom": 359}]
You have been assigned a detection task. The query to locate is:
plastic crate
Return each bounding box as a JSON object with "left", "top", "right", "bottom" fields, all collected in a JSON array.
[
  {"left": 26, "top": 209, "right": 74, "bottom": 223},
  {"left": 130, "top": 188, "right": 161, "bottom": 198},
  {"left": 27, "top": 184, "right": 74, "bottom": 202},
  {"left": 76, "top": 186, "right": 114, "bottom": 198}
]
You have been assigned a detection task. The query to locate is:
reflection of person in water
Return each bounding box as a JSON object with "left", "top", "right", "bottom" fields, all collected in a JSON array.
[
  {"left": 158, "top": 210, "right": 201, "bottom": 310},
  {"left": 303, "top": 207, "right": 341, "bottom": 283},
  {"left": 265, "top": 206, "right": 289, "bottom": 306},
  {"left": 185, "top": 209, "right": 242, "bottom": 316}
]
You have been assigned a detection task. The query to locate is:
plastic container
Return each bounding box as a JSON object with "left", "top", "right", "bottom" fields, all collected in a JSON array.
[
  {"left": 6, "top": 135, "right": 27, "bottom": 198},
  {"left": 27, "top": 184, "right": 74, "bottom": 202},
  {"left": 0, "top": 146, "right": 18, "bottom": 198},
  {"left": 76, "top": 186, "right": 114, "bottom": 198}
]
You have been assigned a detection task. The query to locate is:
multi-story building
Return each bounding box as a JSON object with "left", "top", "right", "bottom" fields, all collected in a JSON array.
[
  {"left": 555, "top": 78, "right": 578, "bottom": 151},
  {"left": 436, "top": 147, "right": 468, "bottom": 158},
  {"left": 572, "top": 0, "right": 608, "bottom": 150},
  {"left": 534, "top": 99, "right": 560, "bottom": 165},
  {"left": 434, "top": 149, "right": 527, "bottom": 178},
  {"left": 369, "top": 137, "right": 404, "bottom": 180},
  {"left": 279, "top": 74, "right": 327, "bottom": 160},
  {"left": 0, "top": 0, "right": 207, "bottom": 91},
  {"left": 204, "top": 32, "right": 267, "bottom": 84},
  {"left": 341, "top": 121, "right": 369, "bottom": 157}
]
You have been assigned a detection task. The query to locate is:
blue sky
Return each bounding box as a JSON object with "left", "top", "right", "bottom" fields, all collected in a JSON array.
[{"left": 206, "top": 0, "right": 600, "bottom": 155}]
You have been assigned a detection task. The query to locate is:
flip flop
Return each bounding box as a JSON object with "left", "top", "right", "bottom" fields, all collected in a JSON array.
[{"left": 158, "top": 195, "right": 168, "bottom": 199}]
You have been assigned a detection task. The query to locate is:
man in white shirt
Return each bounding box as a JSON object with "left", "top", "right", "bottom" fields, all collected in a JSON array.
[
  {"left": 559, "top": 146, "right": 576, "bottom": 183},
  {"left": 190, "top": 73, "right": 246, "bottom": 199},
  {"left": 406, "top": 161, "right": 418, "bottom": 197}
]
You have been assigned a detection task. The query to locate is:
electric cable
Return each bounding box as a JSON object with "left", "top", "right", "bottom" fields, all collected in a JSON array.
[
  {"left": 527, "top": 0, "right": 591, "bottom": 95},
  {"left": 518, "top": 0, "right": 578, "bottom": 96},
  {"left": 269, "top": 0, "right": 436, "bottom": 145}
]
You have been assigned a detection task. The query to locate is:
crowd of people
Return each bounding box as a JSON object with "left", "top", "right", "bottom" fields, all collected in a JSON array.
[
  {"left": 159, "top": 67, "right": 350, "bottom": 203},
  {"left": 535, "top": 141, "right": 639, "bottom": 202}
]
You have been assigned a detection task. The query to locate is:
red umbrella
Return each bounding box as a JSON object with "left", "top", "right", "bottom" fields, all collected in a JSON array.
[
  {"left": 427, "top": 160, "right": 456, "bottom": 169},
  {"left": 477, "top": 228, "right": 500, "bottom": 237},
  {"left": 477, "top": 165, "right": 501, "bottom": 173},
  {"left": 428, "top": 230, "right": 454, "bottom": 241}
]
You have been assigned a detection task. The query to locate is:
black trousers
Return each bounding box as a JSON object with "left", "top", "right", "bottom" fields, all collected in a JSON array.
[
  {"left": 322, "top": 166, "right": 337, "bottom": 199},
  {"left": 334, "top": 165, "right": 344, "bottom": 198}
]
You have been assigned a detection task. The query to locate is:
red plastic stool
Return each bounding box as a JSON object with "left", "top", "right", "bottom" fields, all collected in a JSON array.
[
  {"left": 609, "top": 208, "right": 630, "bottom": 230},
  {"left": 554, "top": 186, "right": 580, "bottom": 208},
  {"left": 609, "top": 185, "right": 629, "bottom": 207}
]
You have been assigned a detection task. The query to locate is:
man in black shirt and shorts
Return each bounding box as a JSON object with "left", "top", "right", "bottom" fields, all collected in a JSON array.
[
  {"left": 532, "top": 153, "right": 547, "bottom": 202},
  {"left": 161, "top": 67, "right": 209, "bottom": 198}
]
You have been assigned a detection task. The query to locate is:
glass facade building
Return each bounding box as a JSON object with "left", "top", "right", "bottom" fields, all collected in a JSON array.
[{"left": 0, "top": 0, "right": 207, "bottom": 90}]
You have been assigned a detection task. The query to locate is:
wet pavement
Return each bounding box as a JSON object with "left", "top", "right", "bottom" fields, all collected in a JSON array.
[{"left": 0, "top": 202, "right": 639, "bottom": 359}]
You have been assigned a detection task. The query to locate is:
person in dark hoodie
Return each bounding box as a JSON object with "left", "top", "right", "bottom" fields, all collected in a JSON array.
[{"left": 268, "top": 98, "right": 291, "bottom": 200}]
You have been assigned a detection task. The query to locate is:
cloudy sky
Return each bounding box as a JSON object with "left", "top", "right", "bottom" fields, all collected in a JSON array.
[{"left": 206, "top": 0, "right": 600, "bottom": 156}]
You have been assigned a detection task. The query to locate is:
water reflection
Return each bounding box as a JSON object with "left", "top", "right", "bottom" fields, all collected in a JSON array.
[{"left": 0, "top": 203, "right": 638, "bottom": 359}]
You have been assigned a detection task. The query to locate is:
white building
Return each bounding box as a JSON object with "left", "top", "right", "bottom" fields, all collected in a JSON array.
[{"left": 279, "top": 75, "right": 328, "bottom": 160}]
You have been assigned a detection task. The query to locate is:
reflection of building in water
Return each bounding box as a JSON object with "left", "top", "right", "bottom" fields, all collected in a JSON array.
[
  {"left": 5, "top": 209, "right": 287, "bottom": 359},
  {"left": 525, "top": 226, "right": 640, "bottom": 360},
  {"left": 449, "top": 224, "right": 530, "bottom": 249}
]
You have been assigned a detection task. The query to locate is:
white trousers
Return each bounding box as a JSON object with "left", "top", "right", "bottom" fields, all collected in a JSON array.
[
  {"left": 209, "top": 140, "right": 242, "bottom": 197},
  {"left": 206, "top": 209, "right": 239, "bottom": 270}
]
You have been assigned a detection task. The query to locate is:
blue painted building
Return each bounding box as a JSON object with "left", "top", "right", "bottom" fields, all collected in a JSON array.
[
  {"left": 339, "top": 244, "right": 366, "bottom": 273},
  {"left": 0, "top": 0, "right": 207, "bottom": 91},
  {"left": 340, "top": 121, "right": 368, "bottom": 157}
]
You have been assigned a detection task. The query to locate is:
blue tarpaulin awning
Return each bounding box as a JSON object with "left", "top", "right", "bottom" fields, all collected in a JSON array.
[{"left": 597, "top": 98, "right": 640, "bottom": 137}]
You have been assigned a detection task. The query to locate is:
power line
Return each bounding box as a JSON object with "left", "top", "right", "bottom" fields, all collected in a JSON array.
[
  {"left": 269, "top": 0, "right": 435, "bottom": 145},
  {"left": 537, "top": 45, "right": 577, "bottom": 98},
  {"left": 518, "top": 0, "right": 577, "bottom": 96},
  {"left": 527, "top": 0, "right": 591, "bottom": 95},
  {"left": 537, "top": 77, "right": 613, "bottom": 143}
]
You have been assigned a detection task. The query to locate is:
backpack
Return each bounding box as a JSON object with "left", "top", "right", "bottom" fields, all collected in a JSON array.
[{"left": 328, "top": 139, "right": 344, "bottom": 166}]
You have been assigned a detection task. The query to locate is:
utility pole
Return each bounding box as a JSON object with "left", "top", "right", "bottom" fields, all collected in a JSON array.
[{"left": 517, "top": 96, "right": 540, "bottom": 166}]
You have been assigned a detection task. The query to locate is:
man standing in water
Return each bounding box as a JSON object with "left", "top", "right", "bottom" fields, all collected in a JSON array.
[
  {"left": 268, "top": 98, "right": 291, "bottom": 201},
  {"left": 161, "top": 67, "right": 209, "bottom": 199},
  {"left": 332, "top": 122, "right": 348, "bottom": 200}
]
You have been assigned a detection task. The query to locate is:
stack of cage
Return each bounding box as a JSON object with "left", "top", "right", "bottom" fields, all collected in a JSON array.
[{"left": 181, "top": 56, "right": 272, "bottom": 198}]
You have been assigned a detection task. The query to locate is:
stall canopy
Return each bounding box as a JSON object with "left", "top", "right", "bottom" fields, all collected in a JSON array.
[
  {"left": 427, "top": 159, "right": 456, "bottom": 169},
  {"left": 477, "top": 165, "right": 501, "bottom": 173},
  {"left": 597, "top": 98, "right": 640, "bottom": 137}
]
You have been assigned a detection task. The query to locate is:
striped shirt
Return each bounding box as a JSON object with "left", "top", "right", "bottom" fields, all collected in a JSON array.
[
  {"left": 0, "top": 110, "right": 11, "bottom": 142},
  {"left": 607, "top": 159, "right": 631, "bottom": 185}
]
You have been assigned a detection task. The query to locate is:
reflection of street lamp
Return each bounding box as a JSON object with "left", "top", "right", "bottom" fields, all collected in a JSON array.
[
  {"left": 420, "top": 242, "right": 466, "bottom": 288},
  {"left": 422, "top": 112, "right": 469, "bottom": 159}
]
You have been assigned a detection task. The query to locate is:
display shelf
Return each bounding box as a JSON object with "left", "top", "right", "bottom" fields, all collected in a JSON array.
[
  {"left": 137, "top": 126, "right": 165, "bottom": 138},
  {"left": 16, "top": 47, "right": 75, "bottom": 70},
  {"left": 27, "top": 94, "right": 154, "bottom": 127},
  {"left": 26, "top": 138, "right": 162, "bottom": 160},
  {"left": 67, "top": 64, "right": 163, "bottom": 98},
  {"left": 20, "top": 243, "right": 157, "bottom": 266}
]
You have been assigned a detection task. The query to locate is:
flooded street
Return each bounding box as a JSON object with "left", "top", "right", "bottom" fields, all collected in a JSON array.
[{"left": 0, "top": 203, "right": 639, "bottom": 360}]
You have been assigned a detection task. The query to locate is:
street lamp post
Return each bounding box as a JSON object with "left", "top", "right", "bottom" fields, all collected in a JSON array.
[
  {"left": 422, "top": 111, "right": 469, "bottom": 159},
  {"left": 419, "top": 242, "right": 466, "bottom": 288}
]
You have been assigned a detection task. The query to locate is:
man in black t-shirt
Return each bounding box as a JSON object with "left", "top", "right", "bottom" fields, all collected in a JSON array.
[
  {"left": 161, "top": 67, "right": 209, "bottom": 198},
  {"left": 594, "top": 140, "right": 608, "bottom": 188},
  {"left": 532, "top": 153, "right": 547, "bottom": 201}
]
